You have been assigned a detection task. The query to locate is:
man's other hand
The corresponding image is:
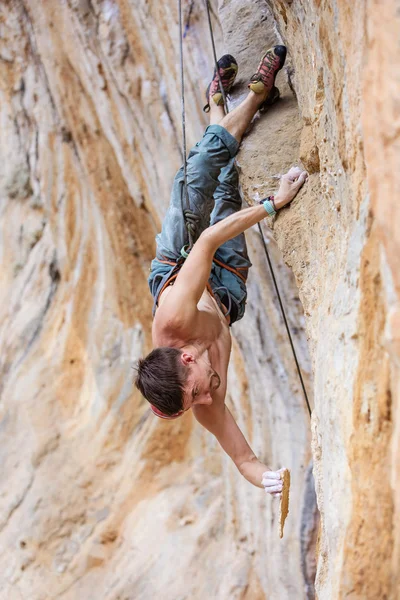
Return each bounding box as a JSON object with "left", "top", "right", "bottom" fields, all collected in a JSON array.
[
  {"left": 274, "top": 166, "right": 308, "bottom": 210},
  {"left": 261, "top": 467, "right": 286, "bottom": 498}
]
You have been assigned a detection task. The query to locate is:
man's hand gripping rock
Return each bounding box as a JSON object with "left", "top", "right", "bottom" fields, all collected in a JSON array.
[
  {"left": 261, "top": 467, "right": 287, "bottom": 498},
  {"left": 274, "top": 166, "right": 308, "bottom": 210}
]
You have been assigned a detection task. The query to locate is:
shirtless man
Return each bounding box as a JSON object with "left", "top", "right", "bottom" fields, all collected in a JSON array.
[{"left": 135, "top": 46, "right": 307, "bottom": 496}]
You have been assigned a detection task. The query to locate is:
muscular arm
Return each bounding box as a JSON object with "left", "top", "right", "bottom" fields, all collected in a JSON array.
[
  {"left": 160, "top": 203, "right": 267, "bottom": 326},
  {"left": 193, "top": 403, "right": 271, "bottom": 488}
]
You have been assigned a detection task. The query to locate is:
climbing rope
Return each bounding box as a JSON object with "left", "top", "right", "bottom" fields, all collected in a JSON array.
[
  {"left": 178, "top": 0, "right": 194, "bottom": 249},
  {"left": 258, "top": 232, "right": 312, "bottom": 417},
  {"left": 204, "top": 0, "right": 228, "bottom": 113},
  {"left": 178, "top": 0, "right": 229, "bottom": 251},
  {"left": 179, "top": 0, "right": 312, "bottom": 417}
]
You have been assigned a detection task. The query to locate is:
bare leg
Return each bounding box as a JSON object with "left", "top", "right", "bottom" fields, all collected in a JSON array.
[
  {"left": 219, "top": 90, "right": 267, "bottom": 142},
  {"left": 209, "top": 88, "right": 269, "bottom": 140},
  {"left": 209, "top": 101, "right": 225, "bottom": 125}
]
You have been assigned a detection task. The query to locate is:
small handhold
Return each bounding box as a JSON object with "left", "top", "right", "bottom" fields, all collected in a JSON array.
[
  {"left": 279, "top": 469, "right": 290, "bottom": 539},
  {"left": 179, "top": 515, "right": 195, "bottom": 526}
]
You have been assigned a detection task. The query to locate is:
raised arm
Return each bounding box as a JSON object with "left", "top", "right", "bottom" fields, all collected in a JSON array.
[{"left": 200, "top": 165, "right": 308, "bottom": 252}]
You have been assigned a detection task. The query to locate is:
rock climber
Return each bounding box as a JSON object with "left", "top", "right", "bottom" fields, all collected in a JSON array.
[{"left": 135, "top": 46, "right": 308, "bottom": 496}]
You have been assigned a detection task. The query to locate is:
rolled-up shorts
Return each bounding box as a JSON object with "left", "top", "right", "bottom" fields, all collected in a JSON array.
[{"left": 148, "top": 124, "right": 252, "bottom": 325}]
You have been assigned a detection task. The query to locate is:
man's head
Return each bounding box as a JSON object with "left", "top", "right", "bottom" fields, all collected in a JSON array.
[
  {"left": 135, "top": 347, "right": 188, "bottom": 418},
  {"left": 135, "top": 347, "right": 221, "bottom": 419}
]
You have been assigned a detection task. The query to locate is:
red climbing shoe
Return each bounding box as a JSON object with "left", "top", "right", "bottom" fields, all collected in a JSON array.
[
  {"left": 203, "top": 54, "right": 238, "bottom": 112},
  {"left": 248, "top": 45, "right": 287, "bottom": 99}
]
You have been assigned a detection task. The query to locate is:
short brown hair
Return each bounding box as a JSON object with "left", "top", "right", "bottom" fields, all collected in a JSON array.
[{"left": 134, "top": 347, "right": 188, "bottom": 415}]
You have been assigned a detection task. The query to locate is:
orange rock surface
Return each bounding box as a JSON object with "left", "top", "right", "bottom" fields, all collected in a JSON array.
[{"left": 0, "top": 1, "right": 398, "bottom": 599}]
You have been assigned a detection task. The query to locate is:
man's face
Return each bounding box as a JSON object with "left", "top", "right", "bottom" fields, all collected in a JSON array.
[{"left": 182, "top": 360, "right": 221, "bottom": 411}]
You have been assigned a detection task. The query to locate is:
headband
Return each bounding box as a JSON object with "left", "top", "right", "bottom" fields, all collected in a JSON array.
[{"left": 150, "top": 404, "right": 185, "bottom": 420}]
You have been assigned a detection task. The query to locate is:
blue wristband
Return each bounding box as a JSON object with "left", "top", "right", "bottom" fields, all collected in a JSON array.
[
  {"left": 180, "top": 245, "right": 190, "bottom": 259},
  {"left": 262, "top": 196, "right": 277, "bottom": 216}
]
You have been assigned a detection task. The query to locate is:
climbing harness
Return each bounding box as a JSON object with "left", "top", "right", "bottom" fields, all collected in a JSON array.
[{"left": 177, "top": 0, "right": 312, "bottom": 418}]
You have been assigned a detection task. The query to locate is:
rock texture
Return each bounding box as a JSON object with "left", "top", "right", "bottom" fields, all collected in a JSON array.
[
  {"left": 0, "top": 1, "right": 398, "bottom": 600},
  {"left": 263, "top": 1, "right": 400, "bottom": 598}
]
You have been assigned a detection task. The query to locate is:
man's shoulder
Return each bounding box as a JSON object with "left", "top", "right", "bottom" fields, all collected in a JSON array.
[
  {"left": 154, "top": 287, "right": 229, "bottom": 350},
  {"left": 152, "top": 300, "right": 197, "bottom": 347},
  {"left": 152, "top": 309, "right": 183, "bottom": 347}
]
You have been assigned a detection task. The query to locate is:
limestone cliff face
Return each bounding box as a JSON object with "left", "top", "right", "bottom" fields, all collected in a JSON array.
[
  {"left": 264, "top": 2, "right": 400, "bottom": 598},
  {"left": 0, "top": 1, "right": 398, "bottom": 600}
]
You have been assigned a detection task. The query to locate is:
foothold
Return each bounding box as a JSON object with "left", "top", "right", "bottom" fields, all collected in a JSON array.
[{"left": 279, "top": 469, "right": 290, "bottom": 539}]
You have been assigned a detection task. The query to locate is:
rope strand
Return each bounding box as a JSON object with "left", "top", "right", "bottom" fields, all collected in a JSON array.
[
  {"left": 178, "top": 0, "right": 193, "bottom": 248},
  {"left": 257, "top": 224, "right": 312, "bottom": 417},
  {"left": 204, "top": 0, "right": 228, "bottom": 112}
]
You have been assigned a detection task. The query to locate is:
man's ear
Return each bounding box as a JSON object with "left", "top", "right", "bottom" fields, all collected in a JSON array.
[{"left": 181, "top": 352, "right": 195, "bottom": 366}]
